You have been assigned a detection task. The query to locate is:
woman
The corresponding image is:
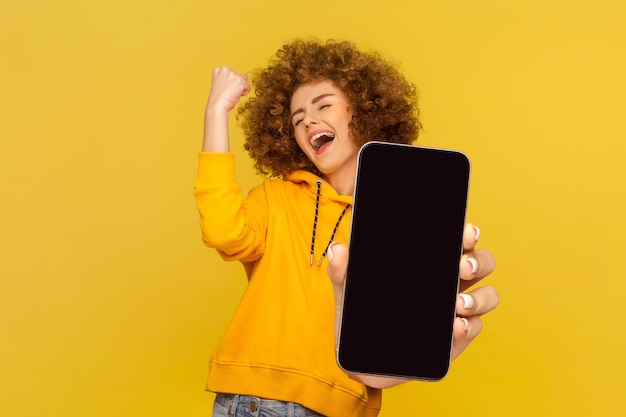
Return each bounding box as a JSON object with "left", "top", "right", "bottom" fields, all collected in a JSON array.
[{"left": 195, "top": 38, "right": 498, "bottom": 417}]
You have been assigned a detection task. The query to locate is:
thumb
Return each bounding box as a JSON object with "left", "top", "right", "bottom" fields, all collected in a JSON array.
[
  {"left": 327, "top": 242, "right": 349, "bottom": 345},
  {"left": 327, "top": 242, "right": 349, "bottom": 287}
]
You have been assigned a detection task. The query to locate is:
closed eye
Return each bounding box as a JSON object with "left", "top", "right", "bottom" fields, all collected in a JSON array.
[{"left": 292, "top": 104, "right": 332, "bottom": 127}]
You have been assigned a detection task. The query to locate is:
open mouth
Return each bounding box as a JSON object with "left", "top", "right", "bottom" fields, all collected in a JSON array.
[{"left": 309, "top": 132, "right": 335, "bottom": 150}]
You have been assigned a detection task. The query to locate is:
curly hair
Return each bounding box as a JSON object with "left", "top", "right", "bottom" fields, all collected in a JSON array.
[{"left": 238, "top": 38, "right": 422, "bottom": 178}]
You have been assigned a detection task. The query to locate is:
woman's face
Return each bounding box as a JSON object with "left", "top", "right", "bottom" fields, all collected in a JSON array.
[{"left": 290, "top": 80, "right": 358, "bottom": 187}]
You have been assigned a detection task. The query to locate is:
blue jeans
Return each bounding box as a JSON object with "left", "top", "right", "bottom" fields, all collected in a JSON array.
[{"left": 212, "top": 394, "right": 326, "bottom": 417}]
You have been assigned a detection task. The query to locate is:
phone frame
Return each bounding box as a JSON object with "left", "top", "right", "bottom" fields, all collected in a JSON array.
[{"left": 336, "top": 141, "right": 471, "bottom": 381}]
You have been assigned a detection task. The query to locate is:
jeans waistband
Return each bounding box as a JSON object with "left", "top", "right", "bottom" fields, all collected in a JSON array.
[{"left": 213, "top": 393, "right": 325, "bottom": 417}]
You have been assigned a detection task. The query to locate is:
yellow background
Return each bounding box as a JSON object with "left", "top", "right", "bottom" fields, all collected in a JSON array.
[{"left": 1, "top": 1, "right": 625, "bottom": 416}]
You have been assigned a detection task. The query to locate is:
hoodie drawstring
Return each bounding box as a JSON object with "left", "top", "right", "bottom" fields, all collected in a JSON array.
[{"left": 310, "top": 180, "right": 351, "bottom": 266}]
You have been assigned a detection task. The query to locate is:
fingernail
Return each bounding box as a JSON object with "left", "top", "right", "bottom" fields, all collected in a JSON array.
[
  {"left": 460, "top": 293, "right": 475, "bottom": 309},
  {"left": 327, "top": 242, "right": 336, "bottom": 262},
  {"left": 467, "top": 257, "right": 479, "bottom": 274},
  {"left": 473, "top": 225, "right": 481, "bottom": 241},
  {"left": 460, "top": 318, "right": 469, "bottom": 332}
]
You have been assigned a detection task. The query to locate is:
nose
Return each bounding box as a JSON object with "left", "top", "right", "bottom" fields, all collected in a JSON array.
[{"left": 303, "top": 115, "right": 318, "bottom": 128}]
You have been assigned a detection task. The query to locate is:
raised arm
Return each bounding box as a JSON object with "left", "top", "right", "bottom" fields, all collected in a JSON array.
[{"left": 203, "top": 66, "right": 251, "bottom": 152}]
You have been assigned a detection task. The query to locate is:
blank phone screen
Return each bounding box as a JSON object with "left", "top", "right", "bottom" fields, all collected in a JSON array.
[{"left": 337, "top": 142, "right": 471, "bottom": 381}]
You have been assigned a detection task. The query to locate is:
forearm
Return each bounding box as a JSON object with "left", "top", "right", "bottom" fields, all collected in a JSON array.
[{"left": 202, "top": 107, "right": 230, "bottom": 152}]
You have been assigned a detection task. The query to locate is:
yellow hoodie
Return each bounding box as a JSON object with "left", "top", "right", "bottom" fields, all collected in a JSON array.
[{"left": 194, "top": 152, "right": 381, "bottom": 417}]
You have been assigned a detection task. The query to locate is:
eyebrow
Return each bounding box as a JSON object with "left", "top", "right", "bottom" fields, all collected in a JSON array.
[{"left": 290, "top": 93, "right": 336, "bottom": 119}]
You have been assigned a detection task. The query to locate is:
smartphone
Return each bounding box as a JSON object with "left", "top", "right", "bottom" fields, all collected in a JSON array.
[{"left": 336, "top": 141, "right": 471, "bottom": 381}]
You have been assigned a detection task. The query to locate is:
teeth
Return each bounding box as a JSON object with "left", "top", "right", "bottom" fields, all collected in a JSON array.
[{"left": 309, "top": 132, "right": 335, "bottom": 148}]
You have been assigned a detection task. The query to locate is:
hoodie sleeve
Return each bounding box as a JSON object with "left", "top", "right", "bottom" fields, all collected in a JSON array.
[{"left": 193, "top": 152, "right": 267, "bottom": 262}]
